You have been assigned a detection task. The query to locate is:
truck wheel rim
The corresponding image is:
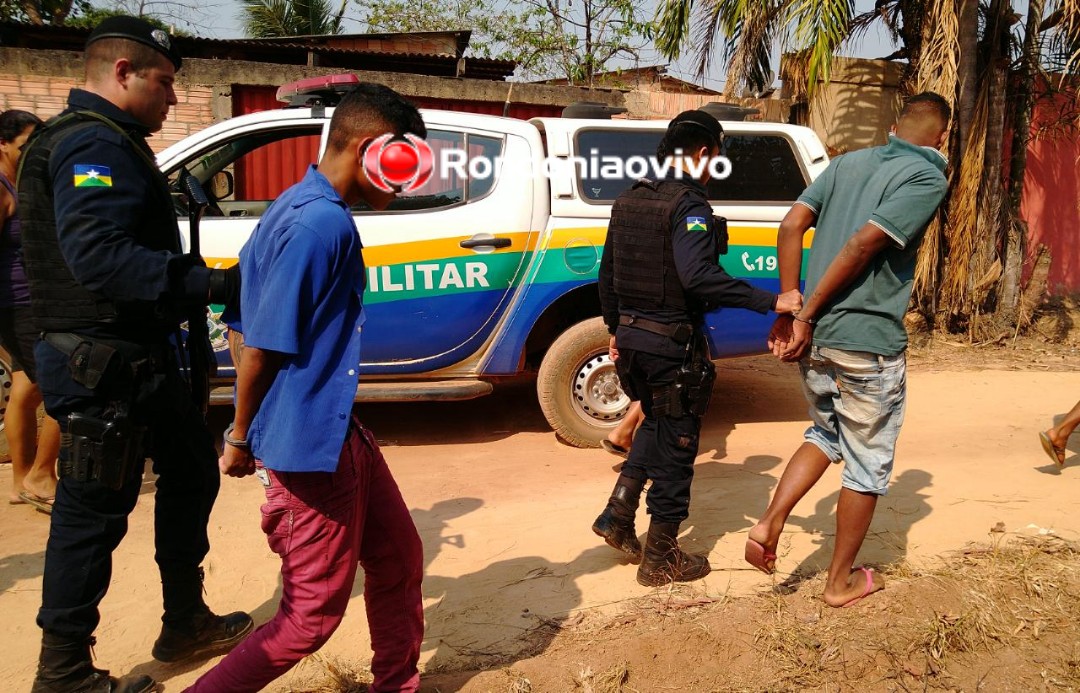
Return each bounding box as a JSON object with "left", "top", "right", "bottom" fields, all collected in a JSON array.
[{"left": 571, "top": 351, "right": 630, "bottom": 424}]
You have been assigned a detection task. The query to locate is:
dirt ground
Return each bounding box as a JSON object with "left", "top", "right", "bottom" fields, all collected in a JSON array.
[{"left": 3, "top": 336, "right": 1080, "bottom": 692}]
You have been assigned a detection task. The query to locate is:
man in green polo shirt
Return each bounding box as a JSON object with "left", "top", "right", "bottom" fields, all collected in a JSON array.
[{"left": 743, "top": 92, "right": 950, "bottom": 607}]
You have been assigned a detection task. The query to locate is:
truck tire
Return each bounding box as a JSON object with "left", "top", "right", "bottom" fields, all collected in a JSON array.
[{"left": 538, "top": 317, "right": 630, "bottom": 448}]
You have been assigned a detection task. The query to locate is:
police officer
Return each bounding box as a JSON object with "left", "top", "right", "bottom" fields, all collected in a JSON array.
[
  {"left": 593, "top": 110, "right": 802, "bottom": 587},
  {"left": 18, "top": 17, "right": 252, "bottom": 692}
]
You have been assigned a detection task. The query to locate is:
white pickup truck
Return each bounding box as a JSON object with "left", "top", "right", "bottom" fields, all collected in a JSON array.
[{"left": 154, "top": 75, "right": 828, "bottom": 447}]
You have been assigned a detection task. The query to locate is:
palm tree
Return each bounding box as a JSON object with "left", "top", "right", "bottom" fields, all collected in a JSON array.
[
  {"left": 242, "top": 0, "right": 346, "bottom": 37},
  {"left": 655, "top": 0, "right": 1080, "bottom": 337}
]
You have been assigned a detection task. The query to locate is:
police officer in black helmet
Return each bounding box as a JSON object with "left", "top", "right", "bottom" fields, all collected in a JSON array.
[
  {"left": 18, "top": 16, "right": 252, "bottom": 692},
  {"left": 593, "top": 110, "right": 802, "bottom": 586}
]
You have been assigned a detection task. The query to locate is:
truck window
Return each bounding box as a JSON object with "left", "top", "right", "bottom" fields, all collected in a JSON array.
[
  {"left": 168, "top": 124, "right": 323, "bottom": 219},
  {"left": 574, "top": 129, "right": 808, "bottom": 204},
  {"left": 705, "top": 135, "right": 809, "bottom": 202}
]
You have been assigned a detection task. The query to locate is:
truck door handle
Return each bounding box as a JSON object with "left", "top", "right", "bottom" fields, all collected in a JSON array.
[{"left": 460, "top": 235, "right": 512, "bottom": 249}]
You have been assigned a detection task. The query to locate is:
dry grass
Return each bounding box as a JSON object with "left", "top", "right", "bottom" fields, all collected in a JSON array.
[
  {"left": 737, "top": 534, "right": 1080, "bottom": 689},
  {"left": 313, "top": 535, "right": 1080, "bottom": 691},
  {"left": 288, "top": 653, "right": 371, "bottom": 692},
  {"left": 570, "top": 662, "right": 630, "bottom": 692}
]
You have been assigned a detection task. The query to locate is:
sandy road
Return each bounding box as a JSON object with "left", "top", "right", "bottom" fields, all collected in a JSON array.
[{"left": 2, "top": 356, "right": 1079, "bottom": 691}]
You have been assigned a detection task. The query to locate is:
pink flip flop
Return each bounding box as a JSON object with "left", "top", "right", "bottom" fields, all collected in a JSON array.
[
  {"left": 744, "top": 537, "right": 777, "bottom": 574},
  {"left": 840, "top": 566, "right": 878, "bottom": 608}
]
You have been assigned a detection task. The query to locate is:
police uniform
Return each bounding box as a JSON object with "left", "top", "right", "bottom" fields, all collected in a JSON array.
[
  {"left": 17, "top": 17, "right": 251, "bottom": 693},
  {"left": 593, "top": 110, "right": 779, "bottom": 587}
]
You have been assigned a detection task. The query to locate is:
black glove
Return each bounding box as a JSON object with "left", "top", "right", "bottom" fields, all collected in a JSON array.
[{"left": 208, "top": 264, "right": 241, "bottom": 307}]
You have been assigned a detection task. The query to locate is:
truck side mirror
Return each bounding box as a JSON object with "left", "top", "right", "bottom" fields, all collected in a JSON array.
[{"left": 210, "top": 171, "right": 234, "bottom": 201}]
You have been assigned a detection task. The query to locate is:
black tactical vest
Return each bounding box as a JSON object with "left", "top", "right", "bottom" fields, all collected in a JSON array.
[
  {"left": 608, "top": 179, "right": 695, "bottom": 313},
  {"left": 18, "top": 111, "right": 180, "bottom": 333}
]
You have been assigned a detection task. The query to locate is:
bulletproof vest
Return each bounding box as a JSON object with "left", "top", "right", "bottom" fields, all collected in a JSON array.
[
  {"left": 608, "top": 179, "right": 695, "bottom": 312},
  {"left": 18, "top": 111, "right": 180, "bottom": 332}
]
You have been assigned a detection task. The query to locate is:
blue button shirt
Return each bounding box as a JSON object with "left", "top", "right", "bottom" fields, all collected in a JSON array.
[{"left": 226, "top": 166, "right": 365, "bottom": 472}]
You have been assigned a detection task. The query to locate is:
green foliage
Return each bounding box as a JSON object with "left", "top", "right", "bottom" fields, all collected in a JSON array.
[
  {"left": 242, "top": 0, "right": 346, "bottom": 37},
  {"left": 2, "top": 0, "right": 89, "bottom": 24},
  {"left": 65, "top": 6, "right": 182, "bottom": 33},
  {"left": 360, "top": 0, "right": 654, "bottom": 83}
]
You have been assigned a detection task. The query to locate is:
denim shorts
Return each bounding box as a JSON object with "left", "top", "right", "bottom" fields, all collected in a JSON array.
[{"left": 799, "top": 346, "right": 907, "bottom": 495}]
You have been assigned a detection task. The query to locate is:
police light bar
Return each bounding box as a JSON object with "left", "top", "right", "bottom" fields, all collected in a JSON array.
[{"left": 276, "top": 74, "right": 360, "bottom": 107}]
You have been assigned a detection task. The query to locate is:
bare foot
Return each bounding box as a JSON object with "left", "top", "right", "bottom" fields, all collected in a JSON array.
[
  {"left": 22, "top": 476, "right": 57, "bottom": 501},
  {"left": 823, "top": 566, "right": 884, "bottom": 608}
]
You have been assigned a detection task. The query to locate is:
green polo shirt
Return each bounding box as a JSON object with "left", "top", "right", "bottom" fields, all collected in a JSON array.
[{"left": 798, "top": 135, "right": 948, "bottom": 356}]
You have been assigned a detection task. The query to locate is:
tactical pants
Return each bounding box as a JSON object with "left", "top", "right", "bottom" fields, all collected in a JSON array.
[
  {"left": 33, "top": 338, "right": 220, "bottom": 641},
  {"left": 617, "top": 348, "right": 702, "bottom": 523}
]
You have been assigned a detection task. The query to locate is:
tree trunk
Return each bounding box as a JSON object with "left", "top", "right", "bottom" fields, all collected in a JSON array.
[
  {"left": 970, "top": 0, "right": 1011, "bottom": 336},
  {"left": 20, "top": 0, "right": 43, "bottom": 24},
  {"left": 999, "top": 0, "right": 1046, "bottom": 320},
  {"left": 956, "top": 0, "right": 979, "bottom": 155}
]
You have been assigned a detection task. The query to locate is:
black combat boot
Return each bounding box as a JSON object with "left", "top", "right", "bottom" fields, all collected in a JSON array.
[
  {"left": 31, "top": 634, "right": 157, "bottom": 693},
  {"left": 152, "top": 568, "right": 254, "bottom": 663},
  {"left": 592, "top": 475, "right": 645, "bottom": 562},
  {"left": 636, "top": 521, "right": 711, "bottom": 587}
]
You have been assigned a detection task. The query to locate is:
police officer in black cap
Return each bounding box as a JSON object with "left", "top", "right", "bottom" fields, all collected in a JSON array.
[
  {"left": 593, "top": 109, "right": 802, "bottom": 587},
  {"left": 18, "top": 16, "right": 251, "bottom": 693}
]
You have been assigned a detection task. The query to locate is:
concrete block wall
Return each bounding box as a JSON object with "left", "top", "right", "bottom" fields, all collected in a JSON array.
[{"left": 0, "top": 54, "right": 216, "bottom": 153}]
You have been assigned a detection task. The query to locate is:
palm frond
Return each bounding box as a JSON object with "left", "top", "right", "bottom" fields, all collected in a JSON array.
[
  {"left": 790, "top": 0, "right": 855, "bottom": 97},
  {"left": 717, "top": 0, "right": 787, "bottom": 94},
  {"left": 654, "top": 0, "right": 696, "bottom": 58},
  {"left": 690, "top": 0, "right": 736, "bottom": 80}
]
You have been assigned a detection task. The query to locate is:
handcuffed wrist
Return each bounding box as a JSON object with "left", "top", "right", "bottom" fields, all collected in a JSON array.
[
  {"left": 793, "top": 314, "right": 817, "bottom": 325},
  {"left": 224, "top": 423, "right": 251, "bottom": 451}
]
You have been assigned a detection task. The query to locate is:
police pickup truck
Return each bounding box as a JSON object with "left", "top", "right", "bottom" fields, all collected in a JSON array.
[{"left": 156, "top": 74, "right": 828, "bottom": 448}]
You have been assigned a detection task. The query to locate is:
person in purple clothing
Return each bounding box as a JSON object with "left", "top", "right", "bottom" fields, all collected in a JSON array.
[{"left": 0, "top": 109, "right": 59, "bottom": 513}]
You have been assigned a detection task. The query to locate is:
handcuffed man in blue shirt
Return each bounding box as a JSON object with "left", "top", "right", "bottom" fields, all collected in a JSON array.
[{"left": 187, "top": 84, "right": 426, "bottom": 693}]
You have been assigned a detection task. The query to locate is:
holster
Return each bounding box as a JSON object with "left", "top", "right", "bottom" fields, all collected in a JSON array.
[
  {"left": 678, "top": 357, "right": 716, "bottom": 417},
  {"left": 60, "top": 412, "right": 147, "bottom": 490},
  {"left": 651, "top": 333, "right": 716, "bottom": 418}
]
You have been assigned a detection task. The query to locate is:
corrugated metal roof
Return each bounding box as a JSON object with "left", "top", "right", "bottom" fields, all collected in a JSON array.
[{"left": 0, "top": 21, "right": 516, "bottom": 80}]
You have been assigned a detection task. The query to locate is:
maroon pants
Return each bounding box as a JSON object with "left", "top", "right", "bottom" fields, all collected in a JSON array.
[{"left": 187, "top": 419, "right": 423, "bottom": 692}]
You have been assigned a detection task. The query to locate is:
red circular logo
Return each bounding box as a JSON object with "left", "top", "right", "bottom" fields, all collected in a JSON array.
[{"left": 362, "top": 133, "right": 434, "bottom": 193}]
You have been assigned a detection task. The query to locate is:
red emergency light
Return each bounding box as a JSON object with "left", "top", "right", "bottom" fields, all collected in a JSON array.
[{"left": 276, "top": 73, "right": 361, "bottom": 107}]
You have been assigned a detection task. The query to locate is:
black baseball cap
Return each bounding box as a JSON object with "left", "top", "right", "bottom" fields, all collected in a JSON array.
[
  {"left": 669, "top": 110, "right": 725, "bottom": 149},
  {"left": 86, "top": 16, "right": 182, "bottom": 71}
]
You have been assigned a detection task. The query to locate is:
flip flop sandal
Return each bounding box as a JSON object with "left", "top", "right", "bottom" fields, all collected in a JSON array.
[
  {"left": 19, "top": 491, "right": 54, "bottom": 515},
  {"left": 600, "top": 440, "right": 630, "bottom": 459},
  {"left": 745, "top": 537, "right": 777, "bottom": 575},
  {"left": 1039, "top": 431, "right": 1067, "bottom": 467},
  {"left": 840, "top": 566, "right": 879, "bottom": 608}
]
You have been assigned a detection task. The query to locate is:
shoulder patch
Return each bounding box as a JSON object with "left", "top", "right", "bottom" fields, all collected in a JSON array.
[
  {"left": 686, "top": 216, "right": 708, "bottom": 232},
  {"left": 73, "top": 164, "right": 112, "bottom": 188}
]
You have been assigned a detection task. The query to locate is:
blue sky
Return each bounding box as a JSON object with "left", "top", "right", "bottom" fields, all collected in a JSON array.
[{"left": 155, "top": 0, "right": 900, "bottom": 89}]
